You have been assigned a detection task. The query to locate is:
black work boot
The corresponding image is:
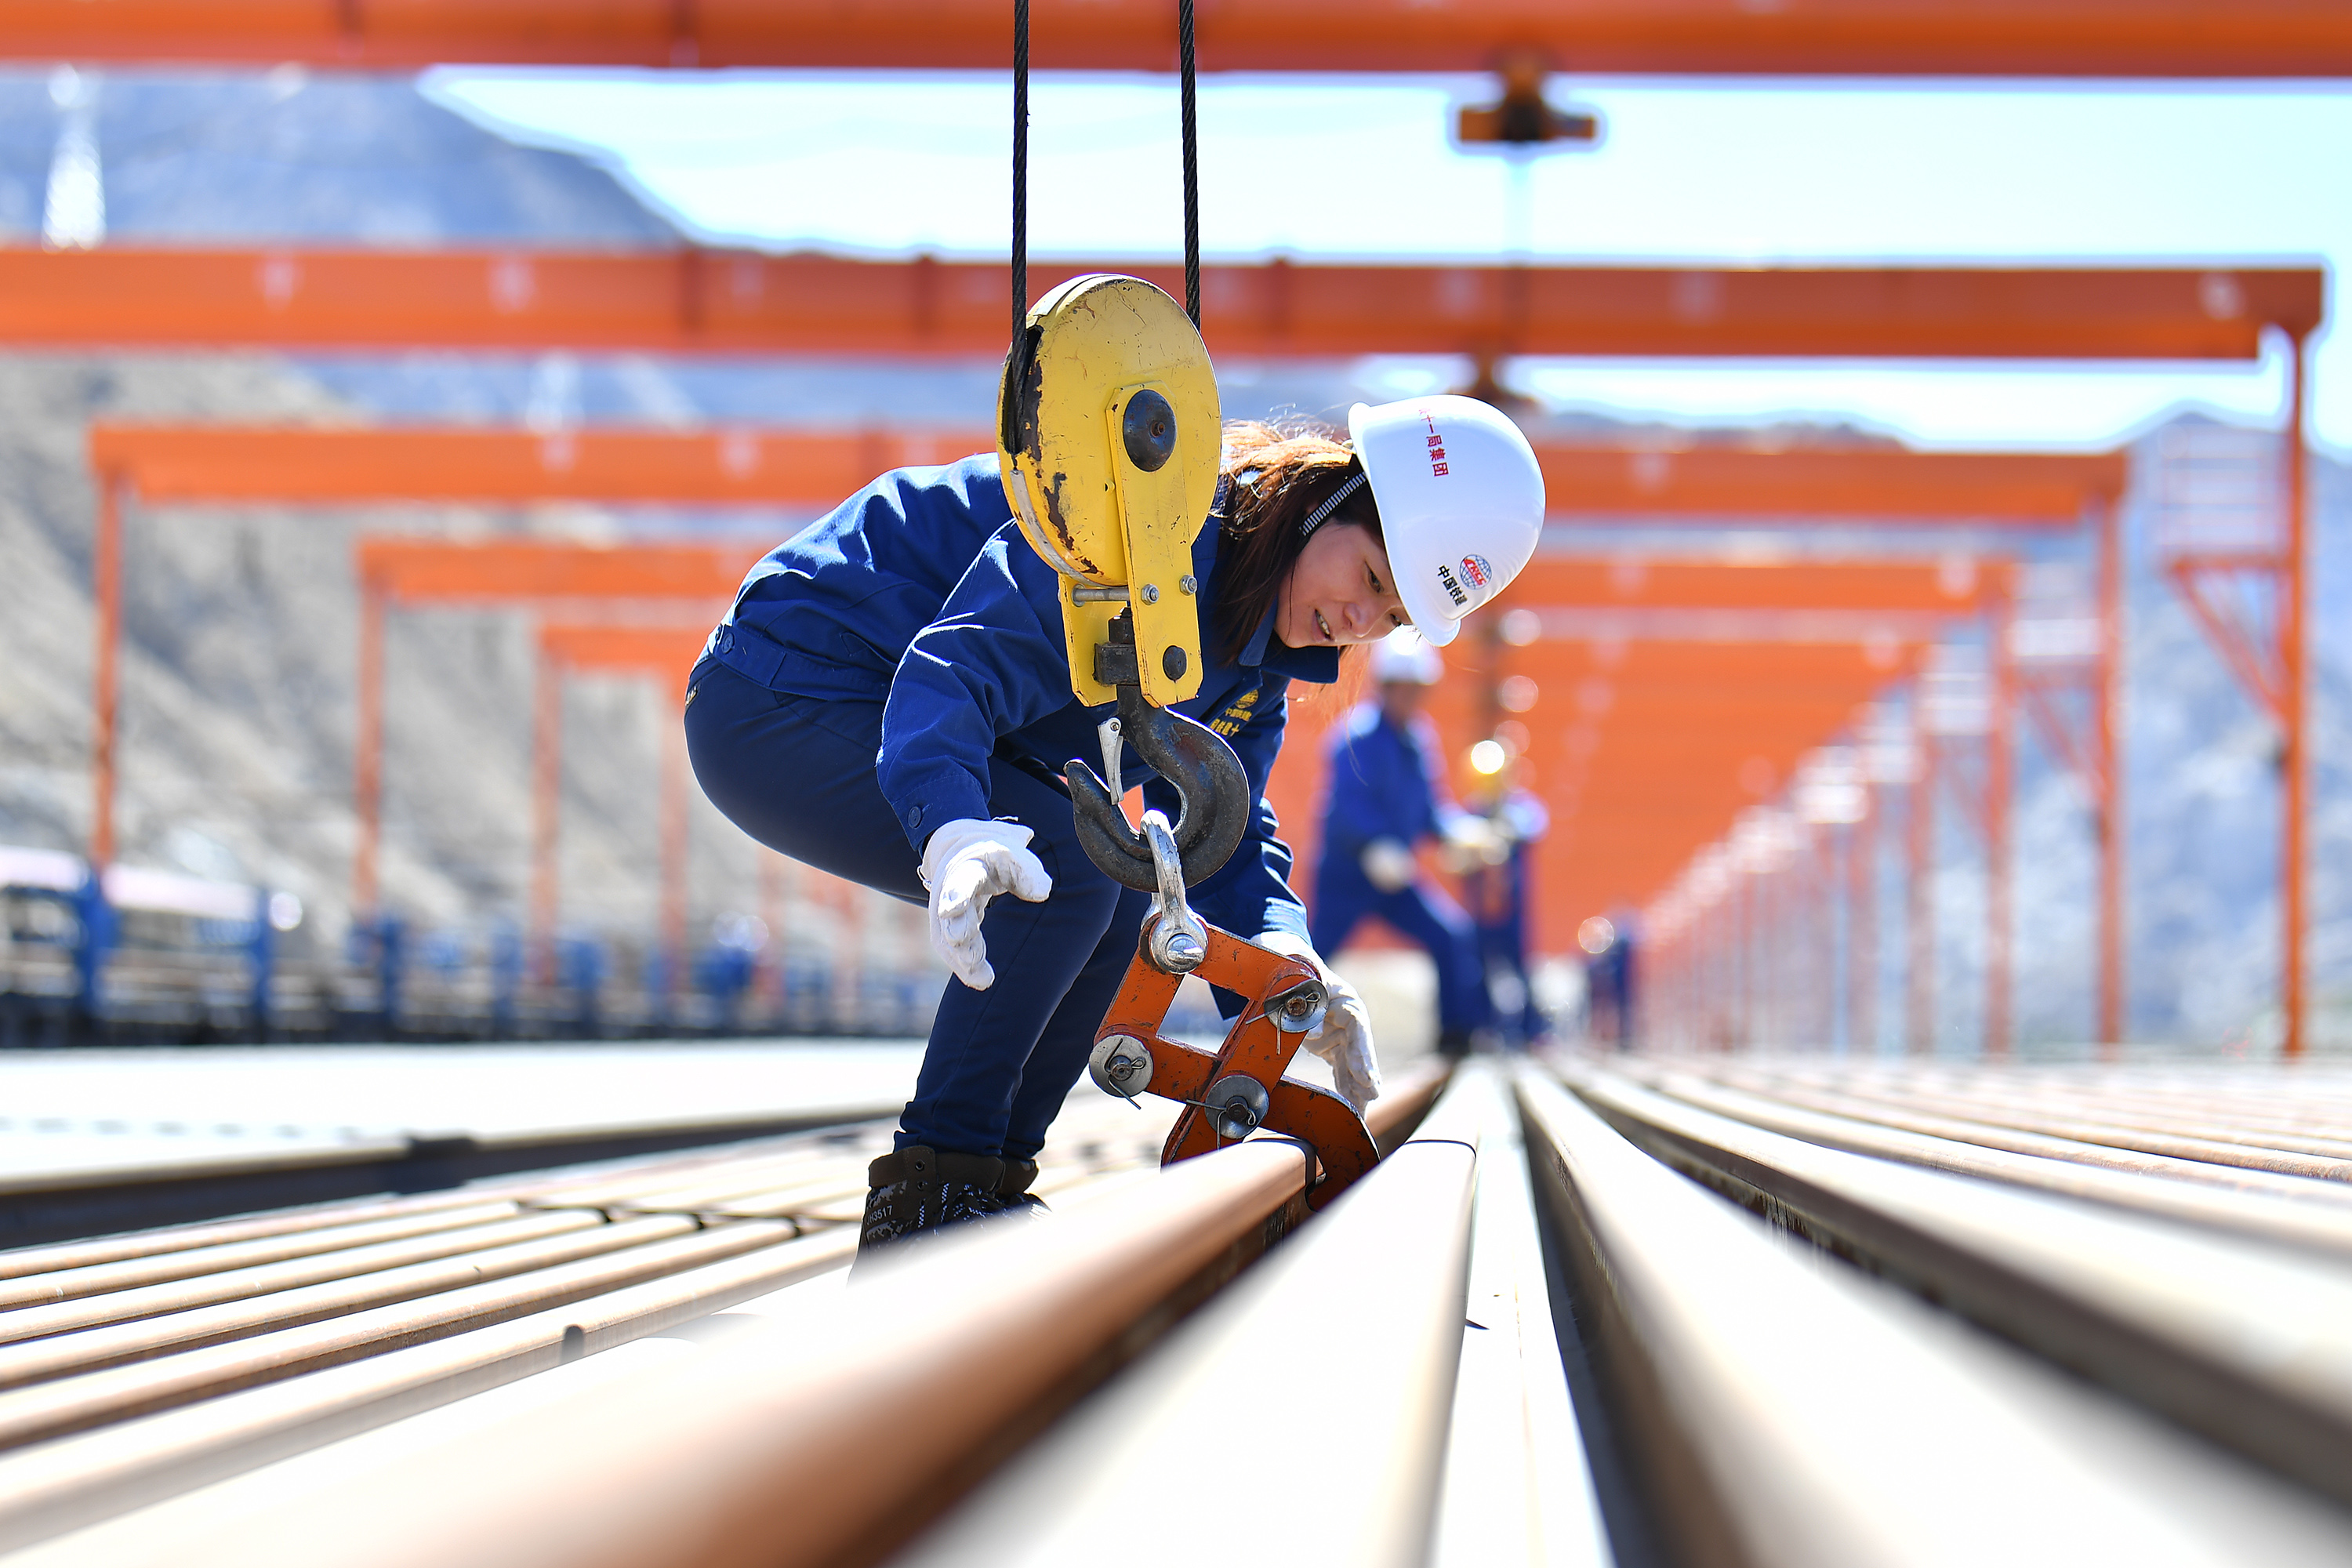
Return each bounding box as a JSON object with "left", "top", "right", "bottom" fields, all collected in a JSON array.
[
  {"left": 852, "top": 1145, "right": 1004, "bottom": 1276},
  {"left": 994, "top": 1157, "right": 1048, "bottom": 1219}
]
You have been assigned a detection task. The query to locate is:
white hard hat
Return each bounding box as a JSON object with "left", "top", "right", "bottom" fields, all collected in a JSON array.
[
  {"left": 1369, "top": 626, "right": 1443, "bottom": 686},
  {"left": 1348, "top": 394, "right": 1544, "bottom": 648}
]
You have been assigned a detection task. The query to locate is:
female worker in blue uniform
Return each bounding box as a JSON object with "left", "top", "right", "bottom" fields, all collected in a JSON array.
[
  {"left": 684, "top": 395, "right": 1543, "bottom": 1260},
  {"left": 1311, "top": 630, "right": 1498, "bottom": 1058}
]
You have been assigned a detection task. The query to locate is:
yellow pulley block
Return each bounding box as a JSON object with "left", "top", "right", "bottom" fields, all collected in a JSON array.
[{"left": 996, "top": 274, "right": 1221, "bottom": 709}]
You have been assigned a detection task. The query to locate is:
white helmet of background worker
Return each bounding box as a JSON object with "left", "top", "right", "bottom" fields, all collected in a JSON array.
[
  {"left": 1369, "top": 626, "right": 1443, "bottom": 686},
  {"left": 1348, "top": 394, "right": 1544, "bottom": 648}
]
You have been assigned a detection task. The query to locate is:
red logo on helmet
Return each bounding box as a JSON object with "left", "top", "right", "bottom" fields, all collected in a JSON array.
[{"left": 1461, "top": 554, "right": 1491, "bottom": 590}]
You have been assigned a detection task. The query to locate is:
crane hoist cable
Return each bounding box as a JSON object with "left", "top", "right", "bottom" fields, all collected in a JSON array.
[{"left": 995, "top": 0, "right": 1243, "bottom": 891}]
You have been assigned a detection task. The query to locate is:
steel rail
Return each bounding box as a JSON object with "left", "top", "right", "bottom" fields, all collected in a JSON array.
[
  {"left": 1514, "top": 1069, "right": 2352, "bottom": 1567},
  {"left": 0, "top": 1217, "right": 778, "bottom": 1450},
  {"left": 1832, "top": 1071, "right": 2352, "bottom": 1162},
  {"left": 893, "top": 1137, "right": 1479, "bottom": 1566},
  {"left": 0, "top": 1226, "right": 860, "bottom": 1555},
  {"left": 0, "top": 1200, "right": 526, "bottom": 1306},
  {"left": 0, "top": 1211, "right": 673, "bottom": 1389},
  {"left": 0, "top": 1189, "right": 547, "bottom": 1282},
  {"left": 1422, "top": 1067, "right": 1615, "bottom": 1568},
  {"left": 1572, "top": 1065, "right": 2352, "bottom": 1512},
  {"left": 1760, "top": 1063, "right": 2352, "bottom": 1145},
  {"left": 0, "top": 1208, "right": 607, "bottom": 1347},
  {"left": 1745, "top": 1069, "right": 2352, "bottom": 1184},
  {"left": 150, "top": 1138, "right": 1320, "bottom": 1568},
  {"left": 1685, "top": 1064, "right": 2352, "bottom": 1212},
  {"left": 125, "top": 1076, "right": 1442, "bottom": 1568},
  {"left": 1628, "top": 1069, "right": 2352, "bottom": 1258},
  {"left": 0, "top": 1102, "right": 1156, "bottom": 1555}
]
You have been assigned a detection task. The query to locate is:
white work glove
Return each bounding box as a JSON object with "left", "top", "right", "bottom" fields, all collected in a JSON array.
[
  {"left": 919, "top": 818, "right": 1052, "bottom": 990},
  {"left": 1359, "top": 837, "right": 1417, "bottom": 893},
  {"left": 1439, "top": 815, "right": 1508, "bottom": 873},
  {"left": 1255, "top": 931, "right": 1381, "bottom": 1114}
]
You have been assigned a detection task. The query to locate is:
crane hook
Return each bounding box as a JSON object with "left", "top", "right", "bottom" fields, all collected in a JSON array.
[{"left": 1067, "top": 684, "right": 1248, "bottom": 891}]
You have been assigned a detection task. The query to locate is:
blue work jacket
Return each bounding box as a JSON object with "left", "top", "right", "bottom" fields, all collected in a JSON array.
[
  {"left": 1316, "top": 705, "right": 1465, "bottom": 877},
  {"left": 704, "top": 455, "right": 1337, "bottom": 942}
]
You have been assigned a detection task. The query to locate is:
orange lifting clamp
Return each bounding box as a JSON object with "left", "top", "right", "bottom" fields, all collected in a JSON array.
[{"left": 1080, "top": 817, "right": 1381, "bottom": 1210}]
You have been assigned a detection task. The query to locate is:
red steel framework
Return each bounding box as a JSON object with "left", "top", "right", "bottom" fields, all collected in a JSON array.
[
  {"left": 10, "top": 251, "right": 2318, "bottom": 363},
  {"left": 63, "top": 252, "right": 2307, "bottom": 1048},
  {"left": 2155, "top": 343, "right": 2318, "bottom": 1058},
  {"left": 9, "top": 0, "right": 2352, "bottom": 76},
  {"left": 533, "top": 622, "right": 710, "bottom": 1005},
  {"left": 93, "top": 421, "right": 2129, "bottom": 1046}
]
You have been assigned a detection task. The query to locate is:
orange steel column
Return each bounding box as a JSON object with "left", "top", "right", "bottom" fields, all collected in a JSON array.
[
  {"left": 1733, "top": 866, "right": 1751, "bottom": 1048},
  {"left": 1849, "top": 796, "right": 1878, "bottom": 1054},
  {"left": 659, "top": 712, "right": 690, "bottom": 1017},
  {"left": 353, "top": 581, "right": 387, "bottom": 920},
  {"left": 529, "top": 647, "right": 563, "bottom": 987},
  {"left": 1907, "top": 724, "right": 1936, "bottom": 1054},
  {"left": 2095, "top": 496, "right": 2126, "bottom": 1054},
  {"left": 2284, "top": 332, "right": 2311, "bottom": 1059},
  {"left": 1986, "top": 583, "right": 2016, "bottom": 1057},
  {"left": 88, "top": 470, "right": 124, "bottom": 870}
]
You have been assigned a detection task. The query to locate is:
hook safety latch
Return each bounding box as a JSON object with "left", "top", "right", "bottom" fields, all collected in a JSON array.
[{"left": 1065, "top": 615, "right": 1250, "bottom": 891}]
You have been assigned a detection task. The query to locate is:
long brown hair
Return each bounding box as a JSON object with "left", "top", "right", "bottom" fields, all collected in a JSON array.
[{"left": 1213, "top": 416, "right": 1384, "bottom": 662}]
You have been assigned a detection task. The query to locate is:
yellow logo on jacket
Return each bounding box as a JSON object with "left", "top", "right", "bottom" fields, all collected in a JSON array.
[{"left": 1209, "top": 684, "right": 1262, "bottom": 738}]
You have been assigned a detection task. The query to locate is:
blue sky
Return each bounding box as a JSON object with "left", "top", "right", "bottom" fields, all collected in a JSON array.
[{"left": 426, "top": 71, "right": 2348, "bottom": 452}]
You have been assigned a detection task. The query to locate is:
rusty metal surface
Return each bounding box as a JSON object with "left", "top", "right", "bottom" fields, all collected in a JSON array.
[
  {"left": 1617, "top": 1065, "right": 2352, "bottom": 1257},
  {"left": 1573, "top": 1063, "right": 2352, "bottom": 1512},
  {"left": 892, "top": 1135, "right": 1479, "bottom": 1568},
  {"left": 0, "top": 1096, "right": 1191, "bottom": 1556},
  {"left": 1517, "top": 1066, "right": 2352, "bottom": 1567},
  {"left": 141, "top": 1138, "right": 1319, "bottom": 1568}
]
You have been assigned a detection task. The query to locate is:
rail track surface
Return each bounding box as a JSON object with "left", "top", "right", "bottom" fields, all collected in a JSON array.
[{"left": 12, "top": 1054, "right": 2352, "bottom": 1566}]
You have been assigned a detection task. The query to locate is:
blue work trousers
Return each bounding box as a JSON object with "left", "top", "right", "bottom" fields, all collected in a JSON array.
[
  {"left": 1478, "top": 918, "right": 1546, "bottom": 1045},
  {"left": 684, "top": 661, "right": 1147, "bottom": 1163},
  {"left": 1309, "top": 872, "right": 1493, "bottom": 1035}
]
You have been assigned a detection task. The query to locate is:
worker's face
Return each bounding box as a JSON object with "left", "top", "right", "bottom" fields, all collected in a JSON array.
[
  {"left": 1277, "top": 523, "right": 1409, "bottom": 649},
  {"left": 1381, "top": 680, "right": 1425, "bottom": 725}
]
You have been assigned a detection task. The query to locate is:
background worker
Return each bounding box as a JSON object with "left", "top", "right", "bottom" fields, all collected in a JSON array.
[
  {"left": 1457, "top": 759, "right": 1552, "bottom": 1047},
  {"left": 1309, "top": 629, "right": 1501, "bottom": 1059},
  {"left": 684, "top": 397, "right": 1544, "bottom": 1259}
]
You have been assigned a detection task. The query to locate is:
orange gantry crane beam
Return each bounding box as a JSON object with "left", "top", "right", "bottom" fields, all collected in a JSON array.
[
  {"left": 533, "top": 623, "right": 711, "bottom": 1003},
  {"left": 1509, "top": 557, "right": 1999, "bottom": 613},
  {"left": 12, "top": 0, "right": 2352, "bottom": 76},
  {"left": 92, "top": 426, "right": 989, "bottom": 509},
  {"left": 14, "top": 250, "right": 2322, "bottom": 360},
  {"left": 358, "top": 537, "right": 750, "bottom": 602},
  {"left": 90, "top": 421, "right": 2122, "bottom": 522},
  {"left": 352, "top": 539, "right": 748, "bottom": 917},
  {"left": 1265, "top": 602, "right": 1967, "bottom": 957},
  {"left": 93, "top": 424, "right": 2115, "bottom": 1029}
]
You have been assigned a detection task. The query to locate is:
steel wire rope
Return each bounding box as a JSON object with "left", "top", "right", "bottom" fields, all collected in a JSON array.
[
  {"left": 1009, "top": 0, "right": 1202, "bottom": 332},
  {"left": 1178, "top": 0, "right": 1201, "bottom": 328},
  {"left": 1011, "top": 0, "right": 1028, "bottom": 338}
]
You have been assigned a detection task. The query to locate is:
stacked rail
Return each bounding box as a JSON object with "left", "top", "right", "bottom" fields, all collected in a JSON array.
[
  {"left": 20, "top": 1053, "right": 2352, "bottom": 1566},
  {"left": 0, "top": 1066, "right": 1456, "bottom": 1563},
  {"left": 1535, "top": 1055, "right": 2352, "bottom": 1565}
]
